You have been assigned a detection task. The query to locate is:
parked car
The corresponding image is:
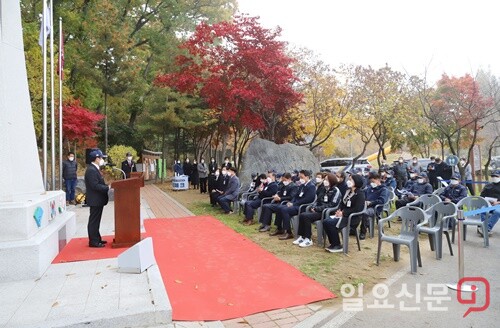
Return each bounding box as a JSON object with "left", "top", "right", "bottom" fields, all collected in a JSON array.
[
  {"left": 417, "top": 158, "right": 433, "bottom": 172},
  {"left": 490, "top": 156, "right": 500, "bottom": 170},
  {"left": 320, "top": 157, "right": 372, "bottom": 173}
]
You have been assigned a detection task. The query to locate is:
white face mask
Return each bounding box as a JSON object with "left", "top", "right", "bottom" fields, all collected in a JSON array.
[
  {"left": 266, "top": 177, "right": 272, "bottom": 184},
  {"left": 127, "top": 156, "right": 132, "bottom": 161},
  {"left": 201, "top": 160, "right": 205, "bottom": 163},
  {"left": 323, "top": 180, "right": 330, "bottom": 187},
  {"left": 98, "top": 158, "right": 105, "bottom": 166},
  {"left": 413, "top": 160, "right": 417, "bottom": 164},
  {"left": 450, "top": 180, "right": 459, "bottom": 185},
  {"left": 211, "top": 159, "right": 215, "bottom": 163},
  {"left": 186, "top": 159, "right": 189, "bottom": 163},
  {"left": 68, "top": 156, "right": 74, "bottom": 161},
  {"left": 417, "top": 178, "right": 424, "bottom": 184},
  {"left": 225, "top": 160, "right": 229, "bottom": 164},
  {"left": 492, "top": 177, "right": 500, "bottom": 183},
  {"left": 399, "top": 160, "right": 403, "bottom": 163},
  {"left": 346, "top": 180, "right": 354, "bottom": 188},
  {"left": 370, "top": 182, "right": 377, "bottom": 188},
  {"left": 315, "top": 177, "right": 323, "bottom": 183},
  {"left": 215, "top": 171, "right": 220, "bottom": 177},
  {"left": 410, "top": 174, "right": 417, "bottom": 179},
  {"left": 299, "top": 178, "right": 306, "bottom": 185},
  {"left": 386, "top": 174, "right": 392, "bottom": 178},
  {"left": 460, "top": 160, "right": 465, "bottom": 166},
  {"left": 282, "top": 180, "right": 290, "bottom": 186},
  {"left": 260, "top": 179, "right": 266, "bottom": 183},
  {"left": 222, "top": 170, "right": 227, "bottom": 175}
]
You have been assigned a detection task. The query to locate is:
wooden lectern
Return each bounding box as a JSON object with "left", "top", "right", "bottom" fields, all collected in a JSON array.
[{"left": 111, "top": 172, "right": 144, "bottom": 248}]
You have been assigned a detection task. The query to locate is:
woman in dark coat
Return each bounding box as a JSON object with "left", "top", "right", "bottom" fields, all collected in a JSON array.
[
  {"left": 323, "top": 174, "right": 366, "bottom": 252},
  {"left": 191, "top": 160, "right": 200, "bottom": 189}
]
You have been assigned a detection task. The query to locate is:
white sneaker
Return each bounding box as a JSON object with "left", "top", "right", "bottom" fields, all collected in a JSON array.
[
  {"left": 299, "top": 238, "right": 313, "bottom": 248},
  {"left": 292, "top": 236, "right": 304, "bottom": 245}
]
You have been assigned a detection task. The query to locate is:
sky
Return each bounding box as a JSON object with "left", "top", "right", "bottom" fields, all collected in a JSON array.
[{"left": 237, "top": 0, "right": 499, "bottom": 83}]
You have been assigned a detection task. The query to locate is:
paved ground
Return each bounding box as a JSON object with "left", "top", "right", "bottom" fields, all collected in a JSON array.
[{"left": 3, "top": 183, "right": 496, "bottom": 327}]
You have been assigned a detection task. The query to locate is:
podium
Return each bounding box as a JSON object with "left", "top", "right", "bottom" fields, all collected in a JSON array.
[{"left": 111, "top": 172, "right": 144, "bottom": 248}]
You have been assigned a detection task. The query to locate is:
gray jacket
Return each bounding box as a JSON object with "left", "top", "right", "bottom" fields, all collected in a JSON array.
[{"left": 197, "top": 162, "right": 208, "bottom": 178}]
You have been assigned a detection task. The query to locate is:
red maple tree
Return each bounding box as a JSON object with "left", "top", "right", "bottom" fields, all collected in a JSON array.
[
  {"left": 61, "top": 99, "right": 104, "bottom": 151},
  {"left": 156, "top": 15, "right": 302, "bottom": 141}
]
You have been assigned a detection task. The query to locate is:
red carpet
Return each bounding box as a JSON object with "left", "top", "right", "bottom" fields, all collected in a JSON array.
[
  {"left": 145, "top": 216, "right": 335, "bottom": 321},
  {"left": 52, "top": 235, "right": 126, "bottom": 263}
]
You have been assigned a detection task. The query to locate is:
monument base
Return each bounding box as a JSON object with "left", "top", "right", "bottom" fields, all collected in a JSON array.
[{"left": 0, "top": 191, "right": 76, "bottom": 282}]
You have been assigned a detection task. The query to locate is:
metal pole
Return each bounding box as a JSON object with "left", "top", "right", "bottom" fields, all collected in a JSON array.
[
  {"left": 50, "top": 0, "right": 55, "bottom": 190},
  {"left": 447, "top": 210, "right": 473, "bottom": 291},
  {"left": 42, "top": 1, "right": 48, "bottom": 190},
  {"left": 58, "top": 17, "right": 63, "bottom": 190}
]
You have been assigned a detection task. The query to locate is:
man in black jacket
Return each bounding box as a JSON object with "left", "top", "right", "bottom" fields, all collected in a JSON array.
[
  {"left": 121, "top": 152, "right": 137, "bottom": 179},
  {"left": 84, "top": 149, "right": 110, "bottom": 248},
  {"left": 62, "top": 152, "right": 78, "bottom": 205},
  {"left": 242, "top": 172, "right": 279, "bottom": 225}
]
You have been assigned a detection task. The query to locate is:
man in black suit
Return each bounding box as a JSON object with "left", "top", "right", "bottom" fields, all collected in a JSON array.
[
  {"left": 121, "top": 152, "right": 137, "bottom": 179},
  {"left": 85, "top": 149, "right": 110, "bottom": 248},
  {"left": 217, "top": 167, "right": 241, "bottom": 214}
]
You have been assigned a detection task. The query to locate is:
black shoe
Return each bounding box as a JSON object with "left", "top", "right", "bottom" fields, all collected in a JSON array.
[
  {"left": 269, "top": 230, "right": 284, "bottom": 236},
  {"left": 89, "top": 242, "right": 105, "bottom": 248},
  {"left": 100, "top": 240, "right": 108, "bottom": 244},
  {"left": 279, "top": 232, "right": 294, "bottom": 240},
  {"left": 259, "top": 225, "right": 271, "bottom": 232},
  {"left": 359, "top": 233, "right": 366, "bottom": 240}
]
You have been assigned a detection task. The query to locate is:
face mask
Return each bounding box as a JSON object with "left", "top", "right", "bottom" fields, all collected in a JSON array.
[
  {"left": 177, "top": 161, "right": 181, "bottom": 164},
  {"left": 215, "top": 171, "right": 220, "bottom": 177},
  {"left": 417, "top": 178, "right": 424, "bottom": 184},
  {"left": 211, "top": 159, "right": 215, "bottom": 163},
  {"left": 222, "top": 171, "right": 227, "bottom": 175},
  {"left": 431, "top": 160, "right": 435, "bottom": 163},
  {"left": 370, "top": 182, "right": 377, "bottom": 188},
  {"left": 186, "top": 159, "right": 189, "bottom": 163},
  {"left": 127, "top": 156, "right": 132, "bottom": 161},
  {"left": 460, "top": 161, "right": 465, "bottom": 166},
  {"left": 68, "top": 156, "right": 74, "bottom": 161},
  {"left": 386, "top": 174, "right": 392, "bottom": 178},
  {"left": 299, "top": 178, "right": 306, "bottom": 185},
  {"left": 323, "top": 180, "right": 330, "bottom": 187},
  {"left": 225, "top": 160, "right": 229, "bottom": 164},
  {"left": 98, "top": 158, "right": 105, "bottom": 166},
  {"left": 399, "top": 160, "right": 403, "bottom": 163},
  {"left": 450, "top": 180, "right": 459, "bottom": 185},
  {"left": 410, "top": 174, "right": 417, "bottom": 179},
  {"left": 201, "top": 160, "right": 205, "bottom": 163},
  {"left": 260, "top": 179, "right": 266, "bottom": 183},
  {"left": 413, "top": 160, "right": 417, "bottom": 164},
  {"left": 266, "top": 177, "right": 272, "bottom": 184},
  {"left": 282, "top": 180, "right": 290, "bottom": 186},
  {"left": 346, "top": 180, "right": 354, "bottom": 188},
  {"left": 315, "top": 177, "right": 323, "bottom": 183},
  {"left": 492, "top": 177, "right": 500, "bottom": 183}
]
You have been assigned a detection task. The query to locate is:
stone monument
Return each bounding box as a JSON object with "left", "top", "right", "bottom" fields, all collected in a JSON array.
[
  {"left": 239, "top": 138, "right": 321, "bottom": 186},
  {"left": 0, "top": 0, "right": 76, "bottom": 282}
]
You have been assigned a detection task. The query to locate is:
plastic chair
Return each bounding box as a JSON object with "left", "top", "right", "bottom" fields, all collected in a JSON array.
[
  {"left": 291, "top": 196, "right": 317, "bottom": 237},
  {"left": 376, "top": 206, "right": 426, "bottom": 274},
  {"left": 313, "top": 205, "right": 340, "bottom": 247},
  {"left": 238, "top": 190, "right": 258, "bottom": 214},
  {"left": 419, "top": 202, "right": 457, "bottom": 259},
  {"left": 432, "top": 187, "right": 445, "bottom": 196},
  {"left": 456, "top": 196, "right": 491, "bottom": 247},
  {"left": 406, "top": 194, "right": 441, "bottom": 211}
]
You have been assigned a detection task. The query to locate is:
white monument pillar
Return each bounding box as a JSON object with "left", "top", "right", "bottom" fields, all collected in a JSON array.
[{"left": 0, "top": 0, "right": 76, "bottom": 282}]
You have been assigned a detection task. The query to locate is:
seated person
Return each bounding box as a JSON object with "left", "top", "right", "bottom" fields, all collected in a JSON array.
[
  {"left": 395, "top": 172, "right": 433, "bottom": 208},
  {"left": 242, "top": 172, "right": 279, "bottom": 225},
  {"left": 478, "top": 170, "right": 500, "bottom": 237},
  {"left": 360, "top": 172, "right": 389, "bottom": 240},
  {"left": 258, "top": 173, "right": 298, "bottom": 232},
  {"left": 262, "top": 170, "right": 316, "bottom": 239},
  {"left": 209, "top": 168, "right": 229, "bottom": 206},
  {"left": 381, "top": 170, "right": 397, "bottom": 190},
  {"left": 395, "top": 170, "right": 418, "bottom": 198},
  {"left": 294, "top": 173, "right": 341, "bottom": 247},
  {"left": 217, "top": 167, "right": 241, "bottom": 214},
  {"left": 336, "top": 171, "right": 349, "bottom": 197},
  {"left": 439, "top": 172, "right": 467, "bottom": 204},
  {"left": 323, "top": 174, "right": 366, "bottom": 252}
]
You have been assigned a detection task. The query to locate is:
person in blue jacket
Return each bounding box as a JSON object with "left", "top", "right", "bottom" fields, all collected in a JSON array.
[
  {"left": 242, "top": 172, "right": 279, "bottom": 225},
  {"left": 439, "top": 172, "right": 467, "bottom": 204},
  {"left": 360, "top": 171, "right": 390, "bottom": 240},
  {"left": 269, "top": 170, "right": 317, "bottom": 240}
]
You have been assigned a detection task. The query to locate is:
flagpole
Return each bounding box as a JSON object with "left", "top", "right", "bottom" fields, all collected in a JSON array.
[
  {"left": 59, "top": 17, "right": 63, "bottom": 190},
  {"left": 42, "top": 1, "right": 48, "bottom": 191},
  {"left": 50, "top": 0, "right": 55, "bottom": 190}
]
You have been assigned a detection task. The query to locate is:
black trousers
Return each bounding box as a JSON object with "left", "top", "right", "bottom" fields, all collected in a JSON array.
[
  {"left": 297, "top": 211, "right": 322, "bottom": 239},
  {"left": 200, "top": 177, "right": 208, "bottom": 193},
  {"left": 88, "top": 206, "right": 104, "bottom": 245}
]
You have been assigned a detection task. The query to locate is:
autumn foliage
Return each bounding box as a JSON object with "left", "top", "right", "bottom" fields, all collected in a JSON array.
[
  {"left": 62, "top": 99, "right": 104, "bottom": 143},
  {"left": 156, "top": 15, "right": 302, "bottom": 136}
]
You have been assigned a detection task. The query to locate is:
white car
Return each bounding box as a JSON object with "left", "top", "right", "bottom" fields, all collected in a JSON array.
[{"left": 320, "top": 157, "right": 373, "bottom": 173}]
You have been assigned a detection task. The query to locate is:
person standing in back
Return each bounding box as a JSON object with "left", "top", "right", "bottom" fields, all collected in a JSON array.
[
  {"left": 121, "top": 152, "right": 137, "bottom": 179},
  {"left": 85, "top": 149, "right": 109, "bottom": 248},
  {"left": 62, "top": 152, "right": 78, "bottom": 205},
  {"left": 198, "top": 157, "right": 209, "bottom": 193}
]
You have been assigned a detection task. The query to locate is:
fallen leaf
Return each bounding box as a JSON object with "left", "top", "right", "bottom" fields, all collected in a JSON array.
[
  {"left": 175, "top": 279, "right": 182, "bottom": 284},
  {"left": 52, "top": 302, "right": 59, "bottom": 307}
]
